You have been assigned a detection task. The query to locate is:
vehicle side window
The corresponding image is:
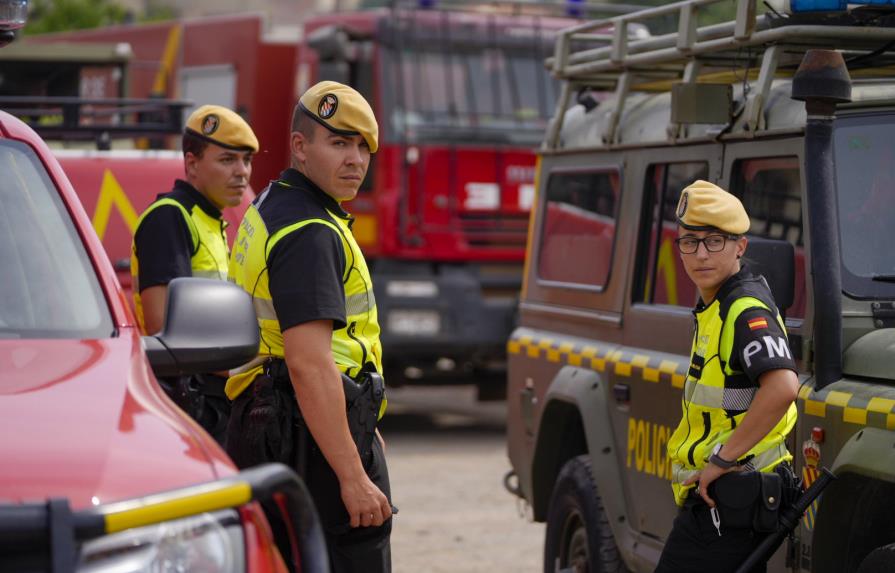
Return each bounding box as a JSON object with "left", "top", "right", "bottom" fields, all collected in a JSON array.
[
  {"left": 0, "top": 140, "right": 113, "bottom": 338},
  {"left": 635, "top": 162, "right": 708, "bottom": 307},
  {"left": 730, "top": 157, "right": 806, "bottom": 319},
  {"left": 537, "top": 170, "right": 620, "bottom": 288}
]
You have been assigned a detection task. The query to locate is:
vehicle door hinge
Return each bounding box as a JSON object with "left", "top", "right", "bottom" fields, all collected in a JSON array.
[{"left": 871, "top": 302, "right": 895, "bottom": 328}]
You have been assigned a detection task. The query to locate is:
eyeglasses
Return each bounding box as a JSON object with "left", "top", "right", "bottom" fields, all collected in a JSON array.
[{"left": 674, "top": 234, "right": 737, "bottom": 254}]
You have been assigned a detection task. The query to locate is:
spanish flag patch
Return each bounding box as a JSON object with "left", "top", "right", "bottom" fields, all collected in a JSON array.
[{"left": 748, "top": 317, "right": 768, "bottom": 331}]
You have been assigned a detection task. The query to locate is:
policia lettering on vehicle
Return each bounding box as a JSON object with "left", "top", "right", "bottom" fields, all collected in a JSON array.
[
  {"left": 226, "top": 81, "right": 392, "bottom": 572},
  {"left": 654, "top": 181, "right": 800, "bottom": 573},
  {"left": 131, "top": 104, "right": 258, "bottom": 445}
]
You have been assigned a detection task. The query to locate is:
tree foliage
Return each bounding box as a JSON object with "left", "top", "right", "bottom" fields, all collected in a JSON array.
[{"left": 25, "top": 0, "right": 129, "bottom": 35}]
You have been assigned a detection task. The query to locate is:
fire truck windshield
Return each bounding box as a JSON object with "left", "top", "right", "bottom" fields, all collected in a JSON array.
[
  {"left": 834, "top": 113, "right": 895, "bottom": 299},
  {"left": 0, "top": 139, "right": 113, "bottom": 339},
  {"left": 381, "top": 34, "right": 557, "bottom": 146}
]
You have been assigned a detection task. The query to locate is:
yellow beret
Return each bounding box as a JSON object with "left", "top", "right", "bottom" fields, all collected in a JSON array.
[
  {"left": 676, "top": 180, "right": 750, "bottom": 235},
  {"left": 299, "top": 81, "right": 379, "bottom": 153},
  {"left": 185, "top": 105, "right": 258, "bottom": 152}
]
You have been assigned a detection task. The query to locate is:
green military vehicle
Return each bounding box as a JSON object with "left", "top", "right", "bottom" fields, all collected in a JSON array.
[{"left": 504, "top": 0, "right": 895, "bottom": 571}]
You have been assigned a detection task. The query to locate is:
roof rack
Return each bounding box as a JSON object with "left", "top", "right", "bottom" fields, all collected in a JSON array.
[
  {"left": 545, "top": 0, "right": 895, "bottom": 148},
  {"left": 0, "top": 97, "right": 191, "bottom": 149},
  {"left": 387, "top": 0, "right": 649, "bottom": 19}
]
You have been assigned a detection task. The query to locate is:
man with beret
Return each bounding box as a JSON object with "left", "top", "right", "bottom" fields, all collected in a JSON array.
[
  {"left": 226, "top": 81, "right": 392, "bottom": 572},
  {"left": 131, "top": 104, "right": 258, "bottom": 444},
  {"left": 655, "top": 180, "right": 799, "bottom": 572}
]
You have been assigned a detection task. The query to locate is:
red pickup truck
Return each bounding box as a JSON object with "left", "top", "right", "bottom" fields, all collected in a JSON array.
[{"left": 0, "top": 85, "right": 326, "bottom": 573}]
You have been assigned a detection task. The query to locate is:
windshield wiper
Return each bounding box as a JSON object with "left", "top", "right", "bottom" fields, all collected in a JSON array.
[{"left": 871, "top": 274, "right": 895, "bottom": 282}]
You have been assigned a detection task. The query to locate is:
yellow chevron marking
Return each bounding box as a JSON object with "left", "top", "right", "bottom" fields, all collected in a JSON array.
[
  {"left": 656, "top": 238, "right": 679, "bottom": 305},
  {"left": 526, "top": 345, "right": 540, "bottom": 358},
  {"left": 632, "top": 355, "right": 650, "bottom": 368},
  {"left": 519, "top": 335, "right": 533, "bottom": 346},
  {"left": 581, "top": 346, "right": 599, "bottom": 359},
  {"left": 91, "top": 169, "right": 138, "bottom": 241},
  {"left": 507, "top": 340, "right": 521, "bottom": 354},
  {"left": 805, "top": 399, "right": 826, "bottom": 418},
  {"left": 843, "top": 407, "right": 868, "bottom": 425},
  {"left": 615, "top": 361, "right": 633, "bottom": 377},
  {"left": 868, "top": 397, "right": 895, "bottom": 430},
  {"left": 558, "top": 342, "right": 575, "bottom": 353},
  {"left": 867, "top": 397, "right": 895, "bottom": 414},
  {"left": 644, "top": 368, "right": 660, "bottom": 383},
  {"left": 659, "top": 360, "right": 678, "bottom": 374},
  {"left": 538, "top": 338, "right": 554, "bottom": 349},
  {"left": 671, "top": 374, "right": 685, "bottom": 388},
  {"left": 569, "top": 353, "right": 583, "bottom": 367},
  {"left": 826, "top": 391, "right": 852, "bottom": 408},
  {"left": 152, "top": 24, "right": 183, "bottom": 95},
  {"left": 591, "top": 357, "right": 607, "bottom": 371},
  {"left": 547, "top": 348, "right": 562, "bottom": 363},
  {"left": 798, "top": 384, "right": 813, "bottom": 400}
]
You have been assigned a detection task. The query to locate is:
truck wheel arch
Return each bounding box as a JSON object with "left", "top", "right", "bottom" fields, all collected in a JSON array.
[
  {"left": 529, "top": 365, "right": 634, "bottom": 555},
  {"left": 811, "top": 428, "right": 895, "bottom": 572}
]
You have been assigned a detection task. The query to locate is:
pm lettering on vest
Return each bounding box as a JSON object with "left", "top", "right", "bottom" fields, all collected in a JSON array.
[{"left": 743, "top": 336, "right": 792, "bottom": 368}]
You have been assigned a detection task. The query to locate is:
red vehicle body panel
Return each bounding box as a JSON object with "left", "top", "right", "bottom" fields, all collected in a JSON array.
[
  {"left": 0, "top": 109, "right": 232, "bottom": 505},
  {"left": 0, "top": 337, "right": 233, "bottom": 508},
  {"left": 37, "top": 15, "right": 297, "bottom": 191},
  {"left": 54, "top": 150, "right": 255, "bottom": 300}
]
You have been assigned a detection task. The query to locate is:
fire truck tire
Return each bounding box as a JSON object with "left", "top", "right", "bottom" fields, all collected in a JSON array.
[
  {"left": 856, "top": 543, "right": 895, "bottom": 573},
  {"left": 544, "top": 455, "right": 627, "bottom": 573}
]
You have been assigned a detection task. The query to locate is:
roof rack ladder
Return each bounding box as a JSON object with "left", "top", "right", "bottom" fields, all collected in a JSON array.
[
  {"left": 545, "top": 80, "right": 573, "bottom": 149},
  {"left": 603, "top": 72, "right": 632, "bottom": 144},
  {"left": 742, "top": 44, "right": 781, "bottom": 133}
]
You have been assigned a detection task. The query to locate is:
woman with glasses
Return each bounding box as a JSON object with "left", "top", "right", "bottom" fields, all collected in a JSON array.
[{"left": 655, "top": 180, "right": 799, "bottom": 573}]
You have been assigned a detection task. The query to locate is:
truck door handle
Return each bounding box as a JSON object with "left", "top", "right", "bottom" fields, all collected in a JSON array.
[{"left": 613, "top": 383, "right": 630, "bottom": 404}]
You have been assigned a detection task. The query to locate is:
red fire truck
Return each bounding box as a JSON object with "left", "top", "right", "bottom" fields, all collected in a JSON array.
[{"left": 22, "top": 5, "right": 588, "bottom": 396}]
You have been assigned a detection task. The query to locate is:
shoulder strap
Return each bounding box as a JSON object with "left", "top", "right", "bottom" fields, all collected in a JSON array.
[
  {"left": 139, "top": 198, "right": 200, "bottom": 255},
  {"left": 718, "top": 276, "right": 780, "bottom": 370}
]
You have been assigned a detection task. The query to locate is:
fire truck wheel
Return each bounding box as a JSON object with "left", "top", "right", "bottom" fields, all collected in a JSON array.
[
  {"left": 856, "top": 542, "right": 895, "bottom": 573},
  {"left": 544, "top": 455, "right": 627, "bottom": 573}
]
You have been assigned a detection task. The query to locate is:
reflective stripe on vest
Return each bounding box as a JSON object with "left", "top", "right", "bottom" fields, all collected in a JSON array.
[
  {"left": 226, "top": 201, "right": 383, "bottom": 401},
  {"left": 667, "top": 295, "right": 797, "bottom": 506},
  {"left": 131, "top": 198, "right": 229, "bottom": 334}
]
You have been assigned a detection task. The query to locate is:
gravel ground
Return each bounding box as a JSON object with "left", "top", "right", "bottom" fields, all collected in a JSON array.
[{"left": 378, "top": 386, "right": 544, "bottom": 573}]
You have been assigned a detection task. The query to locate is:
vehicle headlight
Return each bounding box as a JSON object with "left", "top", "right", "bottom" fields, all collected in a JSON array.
[{"left": 78, "top": 509, "right": 245, "bottom": 573}]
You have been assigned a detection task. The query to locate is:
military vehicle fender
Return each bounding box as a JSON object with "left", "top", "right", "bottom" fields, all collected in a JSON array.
[{"left": 531, "top": 365, "right": 635, "bottom": 553}]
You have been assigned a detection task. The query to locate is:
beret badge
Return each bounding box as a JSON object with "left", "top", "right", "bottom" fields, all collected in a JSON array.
[
  {"left": 318, "top": 94, "right": 339, "bottom": 119},
  {"left": 678, "top": 191, "right": 689, "bottom": 218},
  {"left": 201, "top": 114, "right": 220, "bottom": 135}
]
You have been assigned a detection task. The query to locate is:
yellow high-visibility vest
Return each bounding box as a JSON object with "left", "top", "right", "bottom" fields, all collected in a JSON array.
[
  {"left": 131, "top": 196, "right": 229, "bottom": 334},
  {"left": 226, "top": 178, "right": 383, "bottom": 405},
  {"left": 667, "top": 276, "right": 797, "bottom": 506}
]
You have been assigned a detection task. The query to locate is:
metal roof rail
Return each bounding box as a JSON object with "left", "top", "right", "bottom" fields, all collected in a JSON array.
[
  {"left": 0, "top": 96, "right": 191, "bottom": 149},
  {"left": 386, "top": 0, "right": 650, "bottom": 19},
  {"left": 545, "top": 0, "right": 895, "bottom": 148}
]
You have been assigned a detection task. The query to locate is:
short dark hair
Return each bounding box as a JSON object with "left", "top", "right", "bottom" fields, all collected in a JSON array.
[
  {"left": 291, "top": 103, "right": 316, "bottom": 141},
  {"left": 182, "top": 130, "right": 210, "bottom": 158}
]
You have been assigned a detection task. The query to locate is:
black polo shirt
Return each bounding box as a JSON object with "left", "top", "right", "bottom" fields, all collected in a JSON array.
[
  {"left": 258, "top": 168, "right": 350, "bottom": 332},
  {"left": 133, "top": 179, "right": 222, "bottom": 292}
]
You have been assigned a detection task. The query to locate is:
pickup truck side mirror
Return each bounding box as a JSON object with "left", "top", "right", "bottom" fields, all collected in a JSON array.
[{"left": 143, "top": 278, "right": 259, "bottom": 377}]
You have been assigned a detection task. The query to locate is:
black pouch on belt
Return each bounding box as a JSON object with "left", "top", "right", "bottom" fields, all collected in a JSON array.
[{"left": 709, "top": 471, "right": 782, "bottom": 533}]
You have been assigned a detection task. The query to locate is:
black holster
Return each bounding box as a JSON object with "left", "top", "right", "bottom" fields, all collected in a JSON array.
[
  {"left": 226, "top": 359, "right": 385, "bottom": 476},
  {"left": 707, "top": 464, "right": 801, "bottom": 533}
]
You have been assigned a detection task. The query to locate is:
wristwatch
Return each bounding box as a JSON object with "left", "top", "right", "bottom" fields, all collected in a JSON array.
[{"left": 708, "top": 443, "right": 738, "bottom": 469}]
